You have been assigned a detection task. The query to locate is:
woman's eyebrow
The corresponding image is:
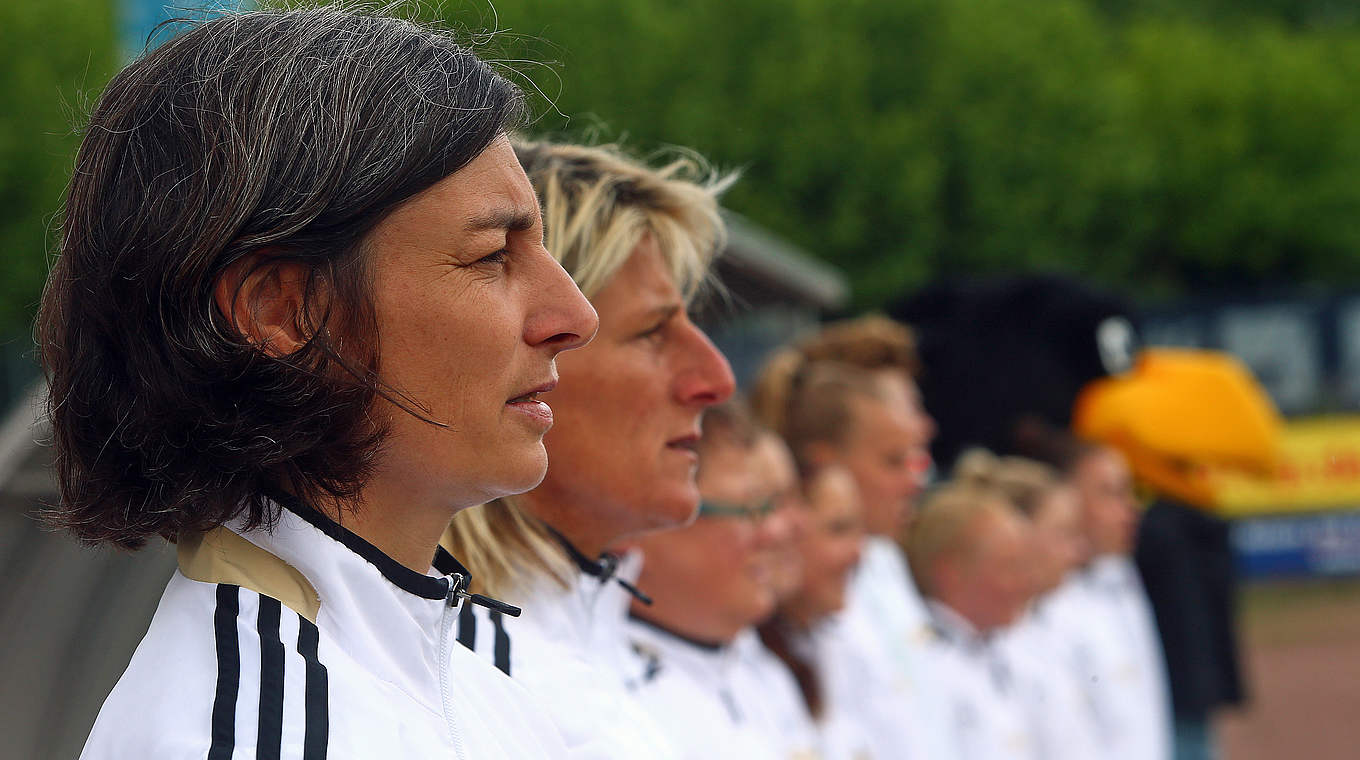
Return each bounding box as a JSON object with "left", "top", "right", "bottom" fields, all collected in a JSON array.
[
  {"left": 639, "top": 303, "right": 683, "bottom": 325},
  {"left": 462, "top": 207, "right": 539, "bottom": 233}
]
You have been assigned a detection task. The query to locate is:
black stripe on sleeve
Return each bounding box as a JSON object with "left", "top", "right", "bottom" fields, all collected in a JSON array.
[
  {"left": 490, "top": 609, "right": 511, "bottom": 676},
  {"left": 208, "top": 585, "right": 240, "bottom": 760},
  {"left": 257, "top": 597, "right": 285, "bottom": 760},
  {"left": 296, "top": 618, "right": 329, "bottom": 760},
  {"left": 457, "top": 597, "right": 477, "bottom": 651}
]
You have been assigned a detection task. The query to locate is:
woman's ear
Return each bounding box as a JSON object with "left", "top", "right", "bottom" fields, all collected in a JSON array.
[{"left": 213, "top": 254, "right": 313, "bottom": 357}]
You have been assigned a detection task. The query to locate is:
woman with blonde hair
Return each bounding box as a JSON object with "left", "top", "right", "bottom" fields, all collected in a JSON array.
[
  {"left": 440, "top": 140, "right": 737, "bottom": 758},
  {"left": 752, "top": 323, "right": 937, "bottom": 759},
  {"left": 952, "top": 449, "right": 1089, "bottom": 599},
  {"left": 905, "top": 481, "right": 1039, "bottom": 760},
  {"left": 952, "top": 450, "right": 1105, "bottom": 760}
]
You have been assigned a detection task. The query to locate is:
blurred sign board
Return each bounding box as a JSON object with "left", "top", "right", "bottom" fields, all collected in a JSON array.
[
  {"left": 1140, "top": 295, "right": 1360, "bottom": 577},
  {"left": 1140, "top": 293, "right": 1360, "bottom": 415},
  {"left": 1211, "top": 415, "right": 1360, "bottom": 579},
  {"left": 1232, "top": 511, "right": 1360, "bottom": 579},
  {"left": 1340, "top": 298, "right": 1360, "bottom": 407}
]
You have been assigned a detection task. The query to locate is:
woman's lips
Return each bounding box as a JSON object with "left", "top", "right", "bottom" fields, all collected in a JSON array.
[
  {"left": 666, "top": 433, "right": 699, "bottom": 448},
  {"left": 506, "top": 379, "right": 557, "bottom": 428},
  {"left": 665, "top": 433, "right": 700, "bottom": 462},
  {"left": 506, "top": 397, "right": 553, "bottom": 427}
]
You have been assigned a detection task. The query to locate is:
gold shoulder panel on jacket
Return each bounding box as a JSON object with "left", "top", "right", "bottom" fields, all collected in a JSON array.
[{"left": 178, "top": 528, "right": 321, "bottom": 623}]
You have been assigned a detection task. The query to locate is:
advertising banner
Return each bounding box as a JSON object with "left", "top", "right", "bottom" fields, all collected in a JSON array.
[
  {"left": 1214, "top": 416, "right": 1360, "bottom": 517},
  {"left": 1213, "top": 416, "right": 1360, "bottom": 577}
]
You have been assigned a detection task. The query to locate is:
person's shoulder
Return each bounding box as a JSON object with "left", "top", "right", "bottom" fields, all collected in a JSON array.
[
  {"left": 83, "top": 575, "right": 335, "bottom": 760},
  {"left": 79, "top": 575, "right": 251, "bottom": 757}
]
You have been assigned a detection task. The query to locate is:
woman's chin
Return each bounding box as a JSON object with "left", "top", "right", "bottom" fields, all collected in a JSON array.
[
  {"left": 481, "top": 448, "right": 549, "bottom": 501},
  {"left": 644, "top": 487, "right": 701, "bottom": 528}
]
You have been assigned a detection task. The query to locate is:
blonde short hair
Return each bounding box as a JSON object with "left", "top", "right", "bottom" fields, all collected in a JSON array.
[
  {"left": 906, "top": 482, "right": 1019, "bottom": 598},
  {"left": 953, "top": 448, "right": 1060, "bottom": 517},
  {"left": 441, "top": 140, "right": 735, "bottom": 600},
  {"left": 515, "top": 139, "right": 734, "bottom": 300}
]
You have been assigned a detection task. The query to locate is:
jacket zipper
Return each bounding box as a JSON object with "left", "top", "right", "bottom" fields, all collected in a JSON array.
[{"left": 437, "top": 574, "right": 469, "bottom": 760}]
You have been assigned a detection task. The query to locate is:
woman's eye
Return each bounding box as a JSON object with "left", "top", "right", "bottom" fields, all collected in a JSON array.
[
  {"left": 637, "top": 322, "right": 667, "bottom": 341},
  {"left": 474, "top": 250, "right": 508, "bottom": 267}
]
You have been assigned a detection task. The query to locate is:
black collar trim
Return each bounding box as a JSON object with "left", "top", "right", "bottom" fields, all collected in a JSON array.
[
  {"left": 433, "top": 544, "right": 522, "bottom": 617},
  {"left": 269, "top": 488, "right": 448, "bottom": 601},
  {"left": 544, "top": 524, "right": 653, "bottom": 605},
  {"left": 268, "top": 490, "right": 522, "bottom": 616},
  {"left": 545, "top": 524, "right": 616, "bottom": 579},
  {"left": 628, "top": 611, "right": 726, "bottom": 653}
]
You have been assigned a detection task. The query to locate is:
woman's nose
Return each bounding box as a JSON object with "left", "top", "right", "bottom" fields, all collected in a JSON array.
[
  {"left": 526, "top": 251, "right": 599, "bottom": 352},
  {"left": 672, "top": 320, "right": 735, "bottom": 407}
]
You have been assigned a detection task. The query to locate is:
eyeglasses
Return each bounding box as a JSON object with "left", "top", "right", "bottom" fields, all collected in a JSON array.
[{"left": 697, "top": 499, "right": 776, "bottom": 523}]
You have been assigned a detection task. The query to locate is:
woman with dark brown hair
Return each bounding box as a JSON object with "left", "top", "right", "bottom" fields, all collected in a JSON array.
[{"left": 42, "top": 7, "right": 596, "bottom": 758}]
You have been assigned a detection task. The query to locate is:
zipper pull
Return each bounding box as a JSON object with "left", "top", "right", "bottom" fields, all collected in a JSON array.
[
  {"left": 596, "top": 552, "right": 653, "bottom": 605},
  {"left": 444, "top": 572, "right": 523, "bottom": 617},
  {"left": 617, "top": 577, "right": 653, "bottom": 606}
]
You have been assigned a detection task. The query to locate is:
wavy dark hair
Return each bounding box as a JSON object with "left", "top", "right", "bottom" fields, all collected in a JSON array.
[{"left": 38, "top": 6, "right": 525, "bottom": 549}]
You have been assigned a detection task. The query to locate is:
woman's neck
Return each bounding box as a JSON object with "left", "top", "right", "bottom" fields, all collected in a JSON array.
[
  {"left": 518, "top": 491, "right": 619, "bottom": 559},
  {"left": 337, "top": 480, "right": 455, "bottom": 572}
]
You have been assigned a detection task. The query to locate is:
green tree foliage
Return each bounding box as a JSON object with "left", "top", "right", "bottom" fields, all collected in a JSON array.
[
  {"left": 7, "top": 0, "right": 1360, "bottom": 338},
  {"left": 0, "top": 0, "right": 116, "bottom": 336},
  {"left": 465, "top": 0, "right": 1360, "bottom": 308}
]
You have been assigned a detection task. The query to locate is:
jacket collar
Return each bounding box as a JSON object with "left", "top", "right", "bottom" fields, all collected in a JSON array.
[
  {"left": 627, "top": 611, "right": 728, "bottom": 653},
  {"left": 625, "top": 612, "right": 738, "bottom": 688},
  {"left": 514, "top": 544, "right": 645, "bottom": 675},
  {"left": 925, "top": 599, "right": 987, "bottom": 650},
  {"left": 223, "top": 495, "right": 467, "bottom": 711},
  {"left": 270, "top": 489, "right": 454, "bottom": 600},
  {"left": 1082, "top": 554, "right": 1138, "bottom": 594},
  {"left": 546, "top": 524, "right": 653, "bottom": 605}
]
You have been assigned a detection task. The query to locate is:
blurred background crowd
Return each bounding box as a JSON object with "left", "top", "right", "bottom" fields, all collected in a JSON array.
[{"left": 3, "top": 1, "right": 1360, "bottom": 758}]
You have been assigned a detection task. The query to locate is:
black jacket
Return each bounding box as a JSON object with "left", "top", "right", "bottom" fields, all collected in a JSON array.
[{"left": 1134, "top": 500, "right": 1247, "bottom": 720}]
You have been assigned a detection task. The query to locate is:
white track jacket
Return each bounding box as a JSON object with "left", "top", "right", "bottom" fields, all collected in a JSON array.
[
  {"left": 79, "top": 498, "right": 567, "bottom": 759},
  {"left": 1048, "top": 557, "right": 1173, "bottom": 760},
  {"left": 455, "top": 544, "right": 681, "bottom": 760},
  {"left": 819, "top": 536, "right": 942, "bottom": 760},
  {"left": 919, "top": 602, "right": 1039, "bottom": 760},
  {"left": 623, "top": 619, "right": 817, "bottom": 760}
]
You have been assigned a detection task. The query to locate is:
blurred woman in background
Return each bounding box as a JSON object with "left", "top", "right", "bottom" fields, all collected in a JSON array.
[
  {"left": 906, "top": 482, "right": 1039, "bottom": 760},
  {"left": 757, "top": 460, "right": 868, "bottom": 760},
  {"left": 618, "top": 399, "right": 812, "bottom": 760},
  {"left": 753, "top": 322, "right": 935, "bottom": 759},
  {"left": 440, "top": 140, "right": 736, "bottom": 758},
  {"left": 1016, "top": 426, "right": 1174, "bottom": 760},
  {"left": 953, "top": 450, "right": 1103, "bottom": 760},
  {"left": 754, "top": 359, "right": 913, "bottom": 758}
]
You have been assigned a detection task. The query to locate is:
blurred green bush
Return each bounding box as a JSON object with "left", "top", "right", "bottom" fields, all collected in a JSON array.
[
  {"left": 0, "top": 0, "right": 115, "bottom": 338},
  {"left": 469, "top": 0, "right": 1360, "bottom": 309},
  {"left": 5, "top": 0, "right": 1360, "bottom": 338}
]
